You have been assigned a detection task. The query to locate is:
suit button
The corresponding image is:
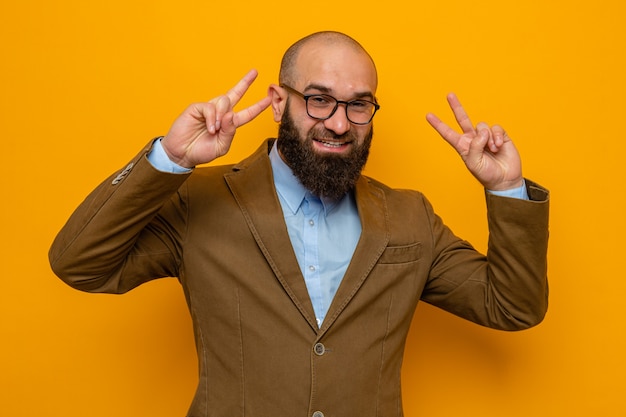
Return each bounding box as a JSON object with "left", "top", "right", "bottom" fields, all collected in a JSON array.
[
  {"left": 313, "top": 343, "right": 325, "bottom": 356},
  {"left": 312, "top": 412, "right": 324, "bottom": 417}
]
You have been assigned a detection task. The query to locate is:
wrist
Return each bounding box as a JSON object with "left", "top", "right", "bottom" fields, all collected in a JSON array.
[
  {"left": 487, "top": 179, "right": 528, "bottom": 200},
  {"left": 486, "top": 177, "right": 524, "bottom": 192},
  {"left": 147, "top": 137, "right": 193, "bottom": 173}
]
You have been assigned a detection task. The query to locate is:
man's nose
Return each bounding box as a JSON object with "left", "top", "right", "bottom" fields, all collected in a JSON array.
[{"left": 323, "top": 104, "right": 351, "bottom": 136}]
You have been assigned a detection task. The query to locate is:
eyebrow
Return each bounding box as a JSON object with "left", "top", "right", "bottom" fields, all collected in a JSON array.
[{"left": 303, "top": 83, "right": 375, "bottom": 101}]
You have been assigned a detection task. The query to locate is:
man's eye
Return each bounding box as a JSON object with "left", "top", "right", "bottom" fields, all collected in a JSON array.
[
  {"left": 309, "top": 96, "right": 333, "bottom": 106},
  {"left": 349, "top": 100, "right": 373, "bottom": 112}
]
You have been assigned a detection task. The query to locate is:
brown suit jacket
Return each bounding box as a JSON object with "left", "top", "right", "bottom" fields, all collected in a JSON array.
[{"left": 49, "top": 139, "right": 549, "bottom": 417}]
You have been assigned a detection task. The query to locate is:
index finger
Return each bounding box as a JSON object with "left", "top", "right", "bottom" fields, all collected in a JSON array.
[
  {"left": 425, "top": 112, "right": 461, "bottom": 147},
  {"left": 447, "top": 93, "right": 475, "bottom": 134}
]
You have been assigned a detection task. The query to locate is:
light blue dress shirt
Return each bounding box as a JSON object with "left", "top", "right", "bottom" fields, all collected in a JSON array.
[
  {"left": 268, "top": 143, "right": 361, "bottom": 327},
  {"left": 147, "top": 138, "right": 528, "bottom": 327}
]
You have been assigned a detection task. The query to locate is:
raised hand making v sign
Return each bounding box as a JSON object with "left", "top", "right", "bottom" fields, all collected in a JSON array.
[
  {"left": 426, "top": 93, "right": 523, "bottom": 192},
  {"left": 161, "top": 69, "right": 271, "bottom": 169}
]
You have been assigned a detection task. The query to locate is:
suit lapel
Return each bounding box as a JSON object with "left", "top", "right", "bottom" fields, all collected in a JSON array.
[
  {"left": 224, "top": 142, "right": 319, "bottom": 331},
  {"left": 224, "top": 142, "right": 391, "bottom": 334},
  {"left": 320, "top": 176, "right": 390, "bottom": 333}
]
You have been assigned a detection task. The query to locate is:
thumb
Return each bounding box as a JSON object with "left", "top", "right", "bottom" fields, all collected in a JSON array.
[
  {"left": 218, "top": 111, "right": 237, "bottom": 136},
  {"left": 213, "top": 95, "right": 231, "bottom": 131},
  {"left": 465, "top": 128, "right": 489, "bottom": 167},
  {"left": 472, "top": 128, "right": 490, "bottom": 152}
]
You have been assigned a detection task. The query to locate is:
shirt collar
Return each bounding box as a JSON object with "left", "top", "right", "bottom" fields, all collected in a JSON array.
[{"left": 269, "top": 141, "right": 340, "bottom": 216}]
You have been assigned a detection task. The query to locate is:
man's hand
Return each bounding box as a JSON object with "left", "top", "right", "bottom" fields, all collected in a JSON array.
[
  {"left": 426, "top": 93, "right": 523, "bottom": 191},
  {"left": 161, "top": 69, "right": 271, "bottom": 168}
]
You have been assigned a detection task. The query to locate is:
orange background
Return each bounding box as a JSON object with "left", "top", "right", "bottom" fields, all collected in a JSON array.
[{"left": 2, "top": 0, "right": 625, "bottom": 416}]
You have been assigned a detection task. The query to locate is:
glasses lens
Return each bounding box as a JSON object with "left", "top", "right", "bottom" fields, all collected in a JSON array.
[
  {"left": 347, "top": 101, "right": 376, "bottom": 124},
  {"left": 305, "top": 94, "right": 377, "bottom": 124},
  {"left": 306, "top": 95, "right": 336, "bottom": 119}
]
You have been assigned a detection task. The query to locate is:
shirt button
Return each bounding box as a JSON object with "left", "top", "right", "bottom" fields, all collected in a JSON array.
[
  {"left": 309, "top": 265, "right": 316, "bottom": 272},
  {"left": 313, "top": 343, "right": 326, "bottom": 356},
  {"left": 312, "top": 411, "right": 324, "bottom": 417},
  {"left": 309, "top": 219, "right": 315, "bottom": 226}
]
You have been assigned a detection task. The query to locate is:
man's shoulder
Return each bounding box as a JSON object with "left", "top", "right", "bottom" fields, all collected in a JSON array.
[
  {"left": 358, "top": 175, "right": 429, "bottom": 208},
  {"left": 190, "top": 139, "right": 274, "bottom": 179},
  {"left": 361, "top": 175, "right": 424, "bottom": 196},
  {"left": 191, "top": 163, "right": 236, "bottom": 177}
]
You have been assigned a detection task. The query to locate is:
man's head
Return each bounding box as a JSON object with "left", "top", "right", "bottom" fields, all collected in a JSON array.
[{"left": 270, "top": 31, "right": 379, "bottom": 200}]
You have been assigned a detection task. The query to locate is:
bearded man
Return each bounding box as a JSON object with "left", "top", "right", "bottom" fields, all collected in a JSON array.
[{"left": 50, "top": 31, "right": 549, "bottom": 417}]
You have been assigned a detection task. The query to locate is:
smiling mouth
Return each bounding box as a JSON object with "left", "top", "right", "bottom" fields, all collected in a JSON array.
[{"left": 313, "top": 138, "right": 352, "bottom": 148}]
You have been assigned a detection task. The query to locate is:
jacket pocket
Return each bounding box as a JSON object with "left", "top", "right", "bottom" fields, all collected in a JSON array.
[{"left": 378, "top": 242, "right": 422, "bottom": 264}]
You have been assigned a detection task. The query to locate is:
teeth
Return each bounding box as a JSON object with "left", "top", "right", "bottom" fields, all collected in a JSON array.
[{"left": 317, "top": 139, "right": 346, "bottom": 148}]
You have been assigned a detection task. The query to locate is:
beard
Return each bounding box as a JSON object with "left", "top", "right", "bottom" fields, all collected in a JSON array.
[{"left": 276, "top": 106, "right": 373, "bottom": 201}]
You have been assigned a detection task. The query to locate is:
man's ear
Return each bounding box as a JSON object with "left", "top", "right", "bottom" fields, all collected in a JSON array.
[{"left": 268, "top": 84, "right": 287, "bottom": 122}]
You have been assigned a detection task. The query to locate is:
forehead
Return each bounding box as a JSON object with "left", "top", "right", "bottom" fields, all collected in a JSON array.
[{"left": 293, "top": 41, "right": 378, "bottom": 97}]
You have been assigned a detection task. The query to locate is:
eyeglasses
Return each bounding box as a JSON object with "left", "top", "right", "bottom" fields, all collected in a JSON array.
[{"left": 280, "top": 84, "right": 380, "bottom": 125}]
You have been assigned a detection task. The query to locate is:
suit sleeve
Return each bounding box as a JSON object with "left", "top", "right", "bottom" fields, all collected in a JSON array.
[
  {"left": 421, "top": 179, "right": 550, "bottom": 330},
  {"left": 48, "top": 141, "right": 192, "bottom": 293}
]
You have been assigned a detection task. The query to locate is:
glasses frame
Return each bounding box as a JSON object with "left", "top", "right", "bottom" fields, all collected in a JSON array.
[{"left": 280, "top": 84, "right": 380, "bottom": 125}]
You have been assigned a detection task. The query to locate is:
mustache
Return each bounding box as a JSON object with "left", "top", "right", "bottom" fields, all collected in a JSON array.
[{"left": 308, "top": 126, "right": 357, "bottom": 142}]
